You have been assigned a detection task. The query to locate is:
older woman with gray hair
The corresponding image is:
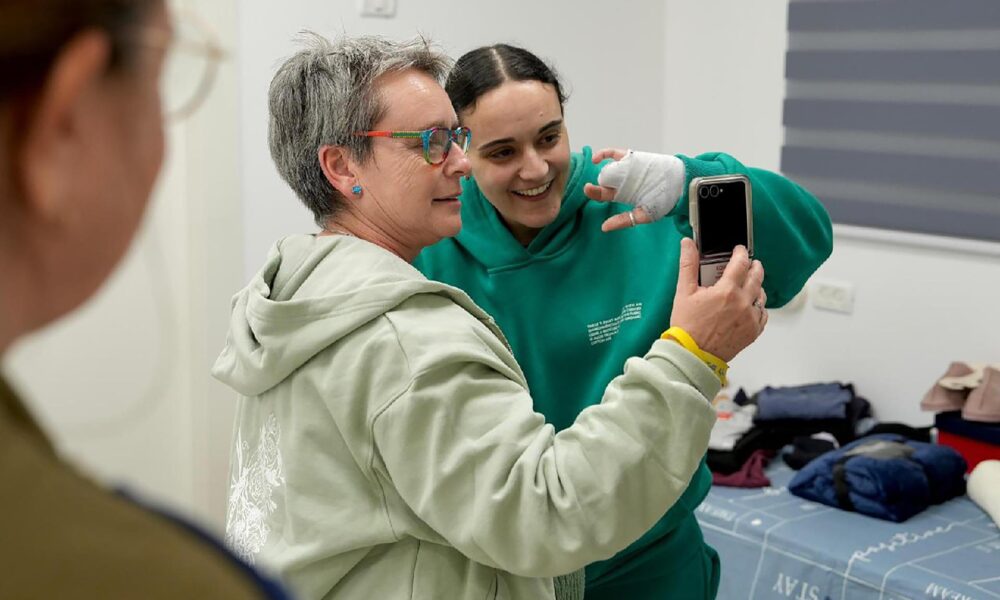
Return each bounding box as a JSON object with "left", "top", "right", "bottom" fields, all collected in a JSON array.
[{"left": 214, "top": 32, "right": 768, "bottom": 600}]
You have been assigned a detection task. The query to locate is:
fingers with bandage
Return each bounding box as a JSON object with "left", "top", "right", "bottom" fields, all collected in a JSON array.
[{"left": 583, "top": 148, "right": 686, "bottom": 232}]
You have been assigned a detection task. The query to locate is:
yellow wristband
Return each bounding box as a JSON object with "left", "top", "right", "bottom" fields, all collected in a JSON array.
[{"left": 661, "top": 326, "right": 729, "bottom": 386}]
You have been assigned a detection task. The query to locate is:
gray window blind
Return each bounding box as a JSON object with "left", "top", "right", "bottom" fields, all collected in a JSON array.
[{"left": 780, "top": 0, "right": 1000, "bottom": 242}]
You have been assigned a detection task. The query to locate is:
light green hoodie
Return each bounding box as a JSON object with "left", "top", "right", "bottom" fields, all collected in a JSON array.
[{"left": 213, "top": 233, "right": 719, "bottom": 600}]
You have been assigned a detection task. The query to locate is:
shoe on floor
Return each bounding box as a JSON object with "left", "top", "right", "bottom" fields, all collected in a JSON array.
[
  {"left": 963, "top": 367, "right": 1000, "bottom": 423},
  {"left": 922, "top": 362, "right": 975, "bottom": 412},
  {"left": 938, "top": 362, "right": 988, "bottom": 390}
]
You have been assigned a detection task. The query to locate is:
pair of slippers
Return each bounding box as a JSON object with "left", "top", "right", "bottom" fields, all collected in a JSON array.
[{"left": 921, "top": 362, "right": 1000, "bottom": 423}]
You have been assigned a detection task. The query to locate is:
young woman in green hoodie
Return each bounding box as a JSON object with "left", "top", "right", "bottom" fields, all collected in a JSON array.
[{"left": 413, "top": 44, "right": 834, "bottom": 599}]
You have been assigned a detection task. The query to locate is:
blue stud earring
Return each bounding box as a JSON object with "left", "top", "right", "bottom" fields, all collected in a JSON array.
[{"left": 352, "top": 185, "right": 362, "bottom": 197}]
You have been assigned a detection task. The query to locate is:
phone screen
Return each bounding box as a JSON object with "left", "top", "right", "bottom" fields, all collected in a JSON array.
[{"left": 697, "top": 179, "right": 749, "bottom": 257}]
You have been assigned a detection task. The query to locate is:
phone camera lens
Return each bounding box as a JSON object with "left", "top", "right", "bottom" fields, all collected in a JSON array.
[
  {"left": 709, "top": 185, "right": 720, "bottom": 198},
  {"left": 699, "top": 186, "right": 710, "bottom": 199}
]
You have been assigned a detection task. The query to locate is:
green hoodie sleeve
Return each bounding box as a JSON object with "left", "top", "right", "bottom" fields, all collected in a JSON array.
[
  {"left": 372, "top": 305, "right": 718, "bottom": 578},
  {"left": 673, "top": 152, "right": 833, "bottom": 308}
]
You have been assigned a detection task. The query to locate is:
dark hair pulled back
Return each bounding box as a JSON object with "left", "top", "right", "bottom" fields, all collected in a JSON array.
[{"left": 445, "top": 44, "right": 567, "bottom": 117}]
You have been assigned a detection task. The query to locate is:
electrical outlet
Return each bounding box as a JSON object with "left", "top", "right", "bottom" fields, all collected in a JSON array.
[
  {"left": 359, "top": 0, "right": 397, "bottom": 17},
  {"left": 811, "top": 280, "right": 855, "bottom": 314}
]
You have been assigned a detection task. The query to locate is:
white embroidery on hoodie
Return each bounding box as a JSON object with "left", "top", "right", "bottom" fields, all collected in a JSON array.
[
  {"left": 586, "top": 302, "right": 643, "bottom": 346},
  {"left": 226, "top": 413, "right": 285, "bottom": 564}
]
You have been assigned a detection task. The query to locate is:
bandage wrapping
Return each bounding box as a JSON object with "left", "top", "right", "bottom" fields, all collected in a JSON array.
[{"left": 597, "top": 150, "right": 686, "bottom": 221}]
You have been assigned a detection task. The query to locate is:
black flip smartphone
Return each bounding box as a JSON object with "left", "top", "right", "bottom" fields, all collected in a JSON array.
[{"left": 688, "top": 175, "right": 753, "bottom": 286}]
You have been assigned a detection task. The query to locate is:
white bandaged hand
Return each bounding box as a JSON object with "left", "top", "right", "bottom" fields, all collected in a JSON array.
[{"left": 596, "top": 150, "right": 686, "bottom": 221}]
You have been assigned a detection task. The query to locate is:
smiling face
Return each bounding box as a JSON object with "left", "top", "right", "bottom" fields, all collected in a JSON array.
[
  {"left": 348, "top": 68, "right": 470, "bottom": 258},
  {"left": 459, "top": 79, "right": 570, "bottom": 246}
]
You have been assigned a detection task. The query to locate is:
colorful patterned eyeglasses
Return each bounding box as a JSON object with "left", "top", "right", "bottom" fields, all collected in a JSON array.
[{"left": 354, "top": 126, "right": 471, "bottom": 165}]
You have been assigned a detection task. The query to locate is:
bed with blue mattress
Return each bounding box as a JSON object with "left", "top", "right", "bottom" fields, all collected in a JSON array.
[{"left": 697, "top": 463, "right": 1000, "bottom": 600}]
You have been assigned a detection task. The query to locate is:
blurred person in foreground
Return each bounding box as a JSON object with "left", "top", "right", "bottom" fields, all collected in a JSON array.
[
  {"left": 214, "top": 32, "right": 768, "bottom": 600},
  {"left": 0, "top": 1, "right": 289, "bottom": 597}
]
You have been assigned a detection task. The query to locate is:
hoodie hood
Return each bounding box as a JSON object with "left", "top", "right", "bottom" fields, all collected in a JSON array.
[
  {"left": 452, "top": 146, "right": 604, "bottom": 270},
  {"left": 213, "top": 234, "right": 469, "bottom": 397}
]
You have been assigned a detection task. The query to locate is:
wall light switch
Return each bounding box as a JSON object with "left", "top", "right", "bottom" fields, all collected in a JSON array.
[
  {"left": 811, "top": 280, "right": 855, "bottom": 314},
  {"left": 359, "top": 0, "right": 397, "bottom": 18}
]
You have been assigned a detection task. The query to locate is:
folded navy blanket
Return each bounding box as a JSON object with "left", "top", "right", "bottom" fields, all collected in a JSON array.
[
  {"left": 788, "top": 434, "right": 967, "bottom": 522},
  {"left": 755, "top": 383, "right": 854, "bottom": 421}
]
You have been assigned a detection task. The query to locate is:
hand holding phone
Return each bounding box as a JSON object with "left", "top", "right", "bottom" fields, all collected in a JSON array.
[
  {"left": 670, "top": 239, "right": 767, "bottom": 362},
  {"left": 688, "top": 175, "right": 753, "bottom": 285}
]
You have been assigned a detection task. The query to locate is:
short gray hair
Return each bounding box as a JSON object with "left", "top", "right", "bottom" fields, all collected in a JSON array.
[{"left": 267, "top": 32, "right": 452, "bottom": 225}]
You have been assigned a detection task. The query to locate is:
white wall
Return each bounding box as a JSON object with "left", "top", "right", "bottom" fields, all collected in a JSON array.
[
  {"left": 239, "top": 0, "right": 668, "bottom": 275},
  {"left": 663, "top": 0, "right": 1000, "bottom": 425}
]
